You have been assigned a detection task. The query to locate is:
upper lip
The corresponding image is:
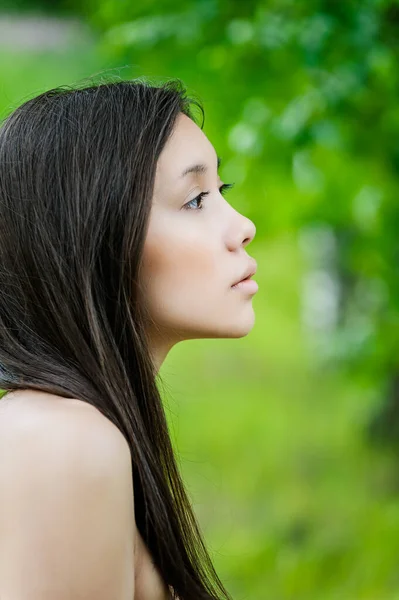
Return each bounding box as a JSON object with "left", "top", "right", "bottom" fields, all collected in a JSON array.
[{"left": 232, "top": 259, "right": 257, "bottom": 286}]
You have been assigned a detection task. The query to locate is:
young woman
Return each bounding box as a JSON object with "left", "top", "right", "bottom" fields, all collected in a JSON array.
[{"left": 0, "top": 78, "right": 257, "bottom": 599}]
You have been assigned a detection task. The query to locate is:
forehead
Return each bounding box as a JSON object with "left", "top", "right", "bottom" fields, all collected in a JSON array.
[{"left": 155, "top": 113, "right": 217, "bottom": 182}]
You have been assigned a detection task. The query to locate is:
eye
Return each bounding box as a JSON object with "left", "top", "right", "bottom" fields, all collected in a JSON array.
[{"left": 183, "top": 183, "right": 235, "bottom": 211}]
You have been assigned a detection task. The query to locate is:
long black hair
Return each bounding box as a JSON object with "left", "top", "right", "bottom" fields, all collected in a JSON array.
[{"left": 0, "top": 77, "right": 233, "bottom": 600}]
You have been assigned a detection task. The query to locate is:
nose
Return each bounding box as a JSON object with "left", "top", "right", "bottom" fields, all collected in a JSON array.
[
  {"left": 239, "top": 215, "right": 256, "bottom": 247},
  {"left": 225, "top": 203, "right": 256, "bottom": 250}
]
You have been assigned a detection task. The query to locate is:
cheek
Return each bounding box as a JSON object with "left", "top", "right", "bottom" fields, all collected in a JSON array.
[{"left": 140, "top": 215, "right": 219, "bottom": 308}]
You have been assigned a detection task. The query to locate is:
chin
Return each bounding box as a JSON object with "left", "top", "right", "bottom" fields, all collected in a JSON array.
[
  {"left": 211, "top": 315, "right": 256, "bottom": 339},
  {"left": 226, "top": 324, "right": 256, "bottom": 338},
  {"left": 173, "top": 311, "right": 256, "bottom": 341}
]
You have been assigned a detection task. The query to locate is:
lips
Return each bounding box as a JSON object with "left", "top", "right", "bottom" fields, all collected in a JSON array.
[{"left": 232, "top": 260, "right": 257, "bottom": 286}]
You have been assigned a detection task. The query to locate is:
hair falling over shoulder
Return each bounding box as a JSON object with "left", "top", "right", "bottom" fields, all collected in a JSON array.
[{"left": 0, "top": 76, "right": 233, "bottom": 600}]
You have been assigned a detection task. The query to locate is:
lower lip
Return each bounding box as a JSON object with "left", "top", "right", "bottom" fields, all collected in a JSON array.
[{"left": 231, "top": 278, "right": 259, "bottom": 293}]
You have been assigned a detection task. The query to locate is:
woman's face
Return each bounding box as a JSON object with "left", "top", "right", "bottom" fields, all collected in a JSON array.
[{"left": 140, "top": 112, "right": 257, "bottom": 364}]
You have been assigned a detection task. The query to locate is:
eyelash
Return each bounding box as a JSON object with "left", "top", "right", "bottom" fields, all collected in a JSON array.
[{"left": 183, "top": 183, "right": 235, "bottom": 211}]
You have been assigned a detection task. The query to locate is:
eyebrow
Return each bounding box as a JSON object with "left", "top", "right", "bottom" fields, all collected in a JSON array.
[{"left": 179, "top": 155, "right": 222, "bottom": 179}]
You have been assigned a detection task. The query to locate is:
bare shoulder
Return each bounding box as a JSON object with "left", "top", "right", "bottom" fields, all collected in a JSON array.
[
  {"left": 0, "top": 391, "right": 135, "bottom": 599},
  {"left": 0, "top": 390, "right": 131, "bottom": 462}
]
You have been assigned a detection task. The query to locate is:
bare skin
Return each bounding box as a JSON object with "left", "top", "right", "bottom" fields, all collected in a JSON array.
[
  {"left": 140, "top": 112, "right": 257, "bottom": 373},
  {"left": 0, "top": 113, "right": 257, "bottom": 598},
  {"left": 0, "top": 389, "right": 172, "bottom": 599}
]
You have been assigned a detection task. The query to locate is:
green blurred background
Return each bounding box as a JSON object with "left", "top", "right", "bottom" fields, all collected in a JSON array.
[{"left": 1, "top": 1, "right": 399, "bottom": 598}]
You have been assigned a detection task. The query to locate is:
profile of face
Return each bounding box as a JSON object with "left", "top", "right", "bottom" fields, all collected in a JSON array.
[{"left": 139, "top": 112, "right": 257, "bottom": 367}]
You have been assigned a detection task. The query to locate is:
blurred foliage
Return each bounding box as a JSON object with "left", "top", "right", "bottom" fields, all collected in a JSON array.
[
  {"left": 78, "top": 0, "right": 399, "bottom": 452},
  {"left": 0, "top": 0, "right": 69, "bottom": 16},
  {"left": 1, "top": 0, "right": 399, "bottom": 597}
]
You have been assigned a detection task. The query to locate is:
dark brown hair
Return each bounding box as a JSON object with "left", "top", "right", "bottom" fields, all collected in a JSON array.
[{"left": 0, "top": 77, "right": 232, "bottom": 600}]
